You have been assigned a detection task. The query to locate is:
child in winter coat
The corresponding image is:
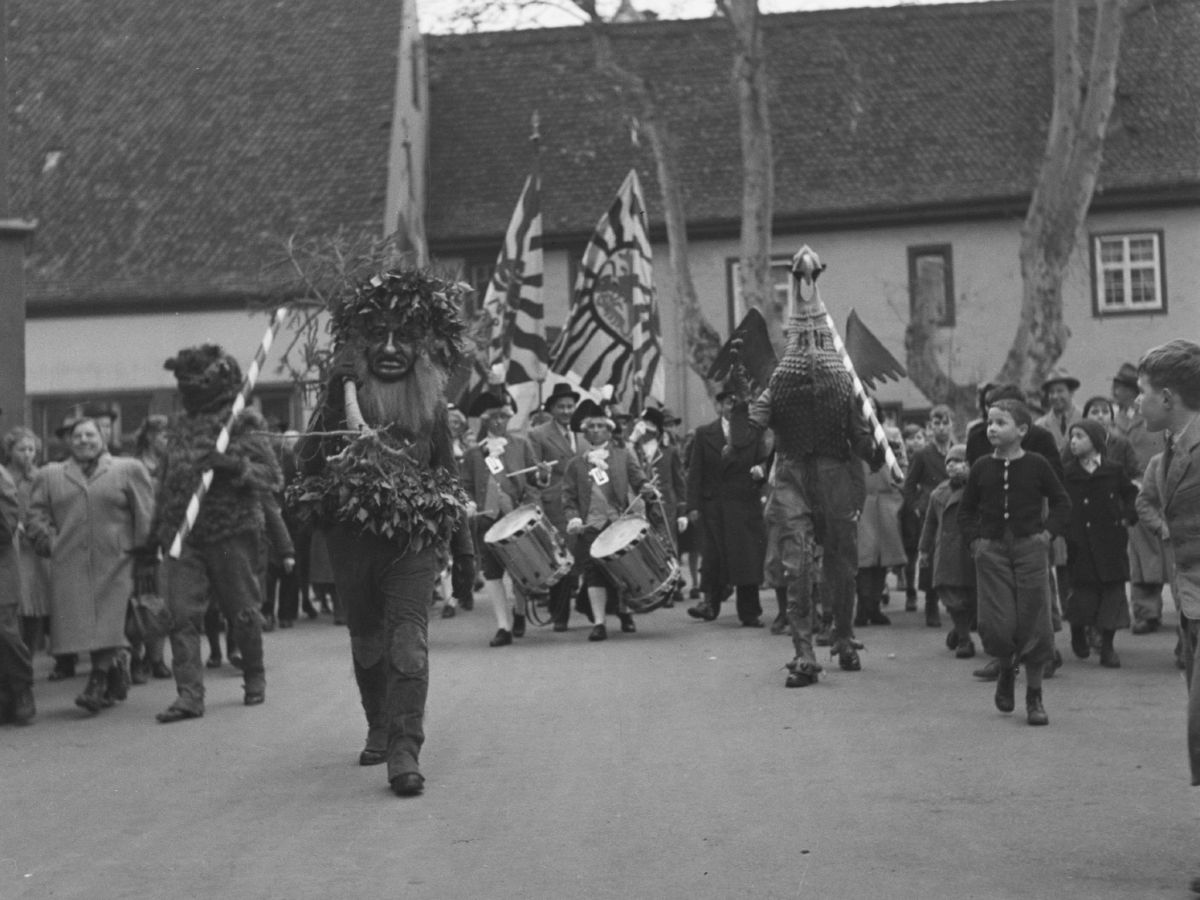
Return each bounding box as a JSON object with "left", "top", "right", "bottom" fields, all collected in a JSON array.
[
  {"left": 918, "top": 444, "right": 976, "bottom": 658},
  {"left": 1062, "top": 418, "right": 1139, "bottom": 668}
]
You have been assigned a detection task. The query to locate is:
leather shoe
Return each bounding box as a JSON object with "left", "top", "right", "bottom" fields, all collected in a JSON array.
[
  {"left": 552, "top": 622, "right": 568, "bottom": 633},
  {"left": 440, "top": 605, "right": 457, "bottom": 619},
  {"left": 1099, "top": 647, "right": 1122, "bottom": 668},
  {"left": 489, "top": 629, "right": 512, "bottom": 647},
  {"left": 1131, "top": 619, "right": 1160, "bottom": 635},
  {"left": 512, "top": 614, "right": 526, "bottom": 638},
  {"left": 391, "top": 773, "right": 425, "bottom": 797},
  {"left": 359, "top": 747, "right": 387, "bottom": 766},
  {"left": 687, "top": 604, "right": 716, "bottom": 622},
  {"left": 867, "top": 612, "right": 891, "bottom": 626},
  {"left": 994, "top": 664, "right": 1017, "bottom": 713},
  {"left": 946, "top": 629, "right": 960, "bottom": 650},
  {"left": 244, "top": 691, "right": 265, "bottom": 706},
  {"left": 151, "top": 661, "right": 172, "bottom": 679},
  {"left": 955, "top": 639, "right": 976, "bottom": 659},
  {"left": 740, "top": 618, "right": 764, "bottom": 628},
  {"left": 973, "top": 659, "right": 1001, "bottom": 681},
  {"left": 1042, "top": 648, "right": 1063, "bottom": 679},
  {"left": 156, "top": 706, "right": 202, "bottom": 724},
  {"left": 588, "top": 624, "right": 608, "bottom": 642},
  {"left": 205, "top": 655, "right": 223, "bottom": 669},
  {"left": 618, "top": 614, "right": 637, "bottom": 633}
]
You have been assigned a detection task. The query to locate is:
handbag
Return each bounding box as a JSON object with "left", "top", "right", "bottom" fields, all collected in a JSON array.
[{"left": 125, "top": 593, "right": 172, "bottom": 645}]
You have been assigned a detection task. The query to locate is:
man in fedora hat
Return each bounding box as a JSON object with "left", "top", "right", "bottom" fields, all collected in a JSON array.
[
  {"left": 529, "top": 382, "right": 582, "bottom": 631},
  {"left": 1035, "top": 369, "right": 1082, "bottom": 452},
  {"left": 686, "top": 384, "right": 768, "bottom": 627}
]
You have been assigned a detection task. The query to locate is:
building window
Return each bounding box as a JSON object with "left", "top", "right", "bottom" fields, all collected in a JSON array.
[
  {"left": 908, "top": 245, "right": 955, "bottom": 327},
  {"left": 1091, "top": 231, "right": 1166, "bottom": 316},
  {"left": 726, "top": 257, "right": 793, "bottom": 335}
]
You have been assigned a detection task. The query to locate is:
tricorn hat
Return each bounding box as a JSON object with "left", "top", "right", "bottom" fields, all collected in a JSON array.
[
  {"left": 1040, "top": 368, "right": 1080, "bottom": 394},
  {"left": 640, "top": 407, "right": 665, "bottom": 432},
  {"left": 570, "top": 399, "right": 611, "bottom": 433},
  {"left": 1112, "top": 362, "right": 1139, "bottom": 391},
  {"left": 467, "top": 392, "right": 515, "bottom": 419},
  {"left": 542, "top": 382, "right": 580, "bottom": 411}
]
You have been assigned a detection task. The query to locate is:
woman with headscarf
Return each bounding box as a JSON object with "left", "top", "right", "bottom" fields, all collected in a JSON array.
[{"left": 27, "top": 417, "right": 155, "bottom": 713}]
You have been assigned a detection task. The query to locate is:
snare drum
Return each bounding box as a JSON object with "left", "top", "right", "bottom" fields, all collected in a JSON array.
[
  {"left": 589, "top": 516, "right": 680, "bottom": 613},
  {"left": 483, "top": 505, "right": 573, "bottom": 593}
]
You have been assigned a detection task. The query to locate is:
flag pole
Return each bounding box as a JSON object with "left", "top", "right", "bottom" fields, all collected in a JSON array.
[{"left": 530, "top": 110, "right": 546, "bottom": 405}]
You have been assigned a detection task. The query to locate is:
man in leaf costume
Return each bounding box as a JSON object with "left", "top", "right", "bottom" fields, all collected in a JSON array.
[{"left": 293, "top": 267, "right": 469, "bottom": 797}]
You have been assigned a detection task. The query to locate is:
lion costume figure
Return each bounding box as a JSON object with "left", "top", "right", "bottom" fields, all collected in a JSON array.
[
  {"left": 153, "top": 344, "right": 284, "bottom": 723},
  {"left": 292, "top": 266, "right": 469, "bottom": 797},
  {"left": 739, "top": 248, "right": 883, "bottom": 688}
]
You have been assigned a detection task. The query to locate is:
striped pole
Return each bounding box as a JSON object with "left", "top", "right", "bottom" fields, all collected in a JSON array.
[
  {"left": 168, "top": 308, "right": 288, "bottom": 559},
  {"left": 819, "top": 291, "right": 904, "bottom": 482}
]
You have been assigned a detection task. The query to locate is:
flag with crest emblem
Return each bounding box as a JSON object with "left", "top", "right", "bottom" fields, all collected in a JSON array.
[{"left": 550, "top": 169, "right": 663, "bottom": 407}]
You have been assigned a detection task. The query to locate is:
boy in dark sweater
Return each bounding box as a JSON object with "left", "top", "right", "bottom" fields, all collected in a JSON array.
[{"left": 959, "top": 399, "right": 1071, "bottom": 726}]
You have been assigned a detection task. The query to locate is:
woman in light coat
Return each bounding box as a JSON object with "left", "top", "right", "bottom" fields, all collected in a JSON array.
[{"left": 28, "top": 418, "right": 155, "bottom": 713}]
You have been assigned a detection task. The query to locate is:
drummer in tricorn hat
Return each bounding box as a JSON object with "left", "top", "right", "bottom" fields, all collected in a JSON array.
[
  {"left": 527, "top": 382, "right": 583, "bottom": 631},
  {"left": 1034, "top": 367, "right": 1083, "bottom": 451},
  {"left": 561, "top": 400, "right": 658, "bottom": 642},
  {"left": 461, "top": 392, "right": 548, "bottom": 647}
]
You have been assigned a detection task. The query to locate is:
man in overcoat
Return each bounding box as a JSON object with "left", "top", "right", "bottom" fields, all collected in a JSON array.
[
  {"left": 1132, "top": 342, "right": 1200, "bottom": 803},
  {"left": 685, "top": 387, "right": 768, "bottom": 627}
]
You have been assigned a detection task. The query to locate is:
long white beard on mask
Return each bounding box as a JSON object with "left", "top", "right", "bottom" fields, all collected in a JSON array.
[{"left": 355, "top": 353, "right": 448, "bottom": 441}]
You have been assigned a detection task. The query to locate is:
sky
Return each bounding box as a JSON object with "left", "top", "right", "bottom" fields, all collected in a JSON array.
[{"left": 418, "top": 0, "right": 1008, "bottom": 34}]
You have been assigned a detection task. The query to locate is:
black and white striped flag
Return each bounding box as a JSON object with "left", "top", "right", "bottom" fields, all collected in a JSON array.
[
  {"left": 483, "top": 174, "right": 547, "bottom": 386},
  {"left": 550, "top": 169, "right": 663, "bottom": 406}
]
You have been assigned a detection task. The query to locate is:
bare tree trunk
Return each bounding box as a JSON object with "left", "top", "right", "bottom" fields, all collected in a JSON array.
[
  {"left": 719, "top": 0, "right": 778, "bottom": 351},
  {"left": 998, "top": 0, "right": 1129, "bottom": 388},
  {"left": 906, "top": 0, "right": 1132, "bottom": 407},
  {"left": 586, "top": 20, "right": 724, "bottom": 387}
]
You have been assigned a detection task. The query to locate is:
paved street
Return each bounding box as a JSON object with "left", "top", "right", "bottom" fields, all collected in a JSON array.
[{"left": 2, "top": 590, "right": 1196, "bottom": 900}]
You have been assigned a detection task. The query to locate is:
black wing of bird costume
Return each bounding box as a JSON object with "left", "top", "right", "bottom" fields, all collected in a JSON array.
[
  {"left": 705, "top": 308, "right": 777, "bottom": 394},
  {"left": 843, "top": 309, "right": 906, "bottom": 391},
  {"left": 705, "top": 306, "right": 905, "bottom": 395}
]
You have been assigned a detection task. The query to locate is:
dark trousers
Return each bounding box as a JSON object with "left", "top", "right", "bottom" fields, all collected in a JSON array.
[
  {"left": 0, "top": 604, "right": 33, "bottom": 691},
  {"left": 975, "top": 533, "right": 1054, "bottom": 667},
  {"left": 709, "top": 584, "right": 763, "bottom": 622},
  {"left": 265, "top": 564, "right": 302, "bottom": 622},
  {"left": 855, "top": 566, "right": 887, "bottom": 619},
  {"left": 165, "top": 532, "right": 266, "bottom": 713},
  {"left": 325, "top": 526, "right": 438, "bottom": 780}
]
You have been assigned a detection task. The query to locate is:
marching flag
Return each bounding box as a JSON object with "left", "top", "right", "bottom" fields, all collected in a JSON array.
[
  {"left": 483, "top": 174, "right": 547, "bottom": 386},
  {"left": 550, "top": 169, "right": 663, "bottom": 407}
]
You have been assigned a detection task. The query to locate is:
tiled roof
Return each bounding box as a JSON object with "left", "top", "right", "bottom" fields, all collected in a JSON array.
[
  {"left": 425, "top": 0, "right": 1200, "bottom": 248},
  {"left": 8, "top": 0, "right": 401, "bottom": 305}
]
